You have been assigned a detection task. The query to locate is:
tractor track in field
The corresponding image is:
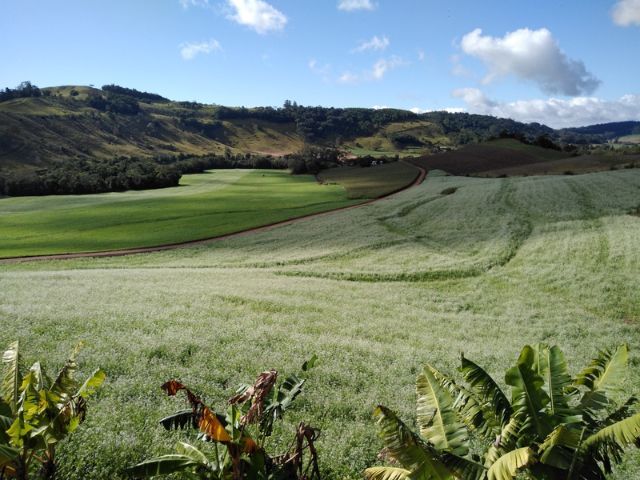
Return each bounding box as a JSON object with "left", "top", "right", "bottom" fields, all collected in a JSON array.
[{"left": 1, "top": 162, "right": 427, "bottom": 264}]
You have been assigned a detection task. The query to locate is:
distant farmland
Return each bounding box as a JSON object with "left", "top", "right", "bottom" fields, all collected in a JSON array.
[
  {"left": 2, "top": 168, "right": 639, "bottom": 479},
  {"left": 410, "top": 138, "right": 637, "bottom": 176}
]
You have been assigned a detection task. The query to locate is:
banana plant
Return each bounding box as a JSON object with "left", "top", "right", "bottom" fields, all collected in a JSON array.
[
  {"left": 127, "top": 355, "right": 320, "bottom": 480},
  {"left": 365, "top": 344, "right": 640, "bottom": 480},
  {"left": 0, "top": 341, "right": 106, "bottom": 479}
]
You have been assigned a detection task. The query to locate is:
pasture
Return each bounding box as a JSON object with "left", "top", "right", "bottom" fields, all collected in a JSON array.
[
  {"left": 618, "top": 134, "right": 640, "bottom": 144},
  {"left": 1, "top": 169, "right": 640, "bottom": 478},
  {"left": 0, "top": 169, "right": 358, "bottom": 258}
]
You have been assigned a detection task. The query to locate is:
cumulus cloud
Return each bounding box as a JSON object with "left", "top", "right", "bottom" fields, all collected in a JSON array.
[
  {"left": 452, "top": 87, "right": 640, "bottom": 128},
  {"left": 352, "top": 35, "right": 389, "bottom": 53},
  {"left": 612, "top": 0, "right": 640, "bottom": 26},
  {"left": 180, "top": 39, "right": 222, "bottom": 60},
  {"left": 460, "top": 28, "right": 600, "bottom": 96},
  {"left": 338, "top": 0, "right": 375, "bottom": 11},
  {"left": 226, "top": 0, "right": 287, "bottom": 34}
]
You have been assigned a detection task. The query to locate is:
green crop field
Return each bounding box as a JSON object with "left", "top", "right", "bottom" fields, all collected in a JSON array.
[
  {"left": 318, "top": 161, "right": 419, "bottom": 198},
  {"left": 0, "top": 169, "right": 360, "bottom": 258},
  {"left": 1, "top": 169, "right": 640, "bottom": 478}
]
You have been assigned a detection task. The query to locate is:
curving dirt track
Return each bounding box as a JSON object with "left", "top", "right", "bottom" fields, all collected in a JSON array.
[{"left": 1, "top": 163, "right": 427, "bottom": 264}]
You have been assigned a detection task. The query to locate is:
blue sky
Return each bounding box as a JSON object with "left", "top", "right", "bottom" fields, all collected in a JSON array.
[{"left": 1, "top": 0, "right": 639, "bottom": 127}]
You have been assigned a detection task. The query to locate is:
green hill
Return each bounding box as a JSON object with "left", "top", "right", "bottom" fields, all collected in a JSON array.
[
  {"left": 0, "top": 83, "right": 571, "bottom": 174},
  {"left": 1, "top": 83, "right": 637, "bottom": 186}
]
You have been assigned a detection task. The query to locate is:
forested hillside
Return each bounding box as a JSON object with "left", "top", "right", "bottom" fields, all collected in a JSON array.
[{"left": 1, "top": 82, "right": 638, "bottom": 196}]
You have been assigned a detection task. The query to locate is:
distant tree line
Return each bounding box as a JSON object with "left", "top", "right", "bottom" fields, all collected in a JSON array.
[
  {"left": 420, "top": 111, "right": 556, "bottom": 145},
  {"left": 215, "top": 102, "right": 418, "bottom": 142},
  {"left": 87, "top": 92, "right": 141, "bottom": 115},
  {"left": 84, "top": 84, "right": 173, "bottom": 116},
  {"left": 490, "top": 130, "right": 572, "bottom": 151},
  {"left": 157, "top": 151, "right": 289, "bottom": 173},
  {"left": 101, "top": 84, "right": 169, "bottom": 103},
  {"left": 285, "top": 146, "right": 344, "bottom": 174},
  {"left": 0, "top": 81, "right": 44, "bottom": 102},
  {"left": 157, "top": 146, "right": 345, "bottom": 175},
  {"left": 0, "top": 146, "right": 352, "bottom": 197},
  {"left": 0, "top": 157, "right": 180, "bottom": 196}
]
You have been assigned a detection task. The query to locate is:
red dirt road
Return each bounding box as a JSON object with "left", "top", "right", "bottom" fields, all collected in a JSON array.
[{"left": 1, "top": 163, "right": 427, "bottom": 264}]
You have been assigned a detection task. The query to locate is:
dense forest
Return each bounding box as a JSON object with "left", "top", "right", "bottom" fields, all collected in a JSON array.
[{"left": 0, "top": 158, "right": 181, "bottom": 196}]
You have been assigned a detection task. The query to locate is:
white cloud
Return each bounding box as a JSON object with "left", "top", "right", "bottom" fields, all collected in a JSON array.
[
  {"left": 352, "top": 35, "right": 389, "bottom": 53},
  {"left": 226, "top": 0, "right": 287, "bottom": 34},
  {"left": 337, "top": 56, "right": 406, "bottom": 84},
  {"left": 443, "top": 107, "right": 466, "bottom": 114},
  {"left": 371, "top": 55, "right": 406, "bottom": 79},
  {"left": 612, "top": 0, "right": 640, "bottom": 26},
  {"left": 338, "top": 71, "right": 359, "bottom": 84},
  {"left": 450, "top": 54, "right": 471, "bottom": 77},
  {"left": 180, "top": 39, "right": 222, "bottom": 60},
  {"left": 452, "top": 88, "right": 640, "bottom": 128},
  {"left": 338, "top": 0, "right": 375, "bottom": 11},
  {"left": 372, "top": 105, "right": 390, "bottom": 110},
  {"left": 460, "top": 28, "right": 600, "bottom": 96},
  {"left": 409, "top": 107, "right": 427, "bottom": 114},
  {"left": 417, "top": 50, "right": 426, "bottom": 61},
  {"left": 180, "top": 0, "right": 210, "bottom": 8},
  {"left": 452, "top": 87, "right": 497, "bottom": 109}
]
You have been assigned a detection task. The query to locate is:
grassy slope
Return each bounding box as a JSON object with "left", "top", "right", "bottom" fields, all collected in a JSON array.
[
  {"left": 0, "top": 95, "right": 305, "bottom": 169},
  {"left": 0, "top": 93, "right": 428, "bottom": 171},
  {"left": 618, "top": 134, "right": 640, "bottom": 144},
  {"left": 1, "top": 169, "right": 640, "bottom": 478},
  {"left": 318, "top": 161, "right": 419, "bottom": 198},
  {"left": 345, "top": 120, "right": 449, "bottom": 157},
  {"left": 0, "top": 170, "right": 358, "bottom": 257}
]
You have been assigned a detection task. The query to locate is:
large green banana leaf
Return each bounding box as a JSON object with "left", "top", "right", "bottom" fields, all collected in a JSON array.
[{"left": 417, "top": 366, "right": 469, "bottom": 457}]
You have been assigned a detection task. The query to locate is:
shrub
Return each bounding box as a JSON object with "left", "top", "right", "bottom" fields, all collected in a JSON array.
[
  {"left": 127, "top": 356, "right": 320, "bottom": 479},
  {"left": 0, "top": 341, "right": 105, "bottom": 479},
  {"left": 366, "top": 344, "right": 640, "bottom": 480}
]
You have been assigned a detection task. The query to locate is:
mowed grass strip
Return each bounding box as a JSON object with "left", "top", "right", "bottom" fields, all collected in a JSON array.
[
  {"left": 318, "top": 161, "right": 419, "bottom": 199},
  {"left": 0, "top": 169, "right": 359, "bottom": 258}
]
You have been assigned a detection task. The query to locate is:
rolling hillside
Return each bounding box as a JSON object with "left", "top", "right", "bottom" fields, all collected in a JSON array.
[
  {"left": 0, "top": 87, "right": 303, "bottom": 171},
  {"left": 2, "top": 83, "right": 631, "bottom": 176},
  {"left": 2, "top": 168, "right": 639, "bottom": 478}
]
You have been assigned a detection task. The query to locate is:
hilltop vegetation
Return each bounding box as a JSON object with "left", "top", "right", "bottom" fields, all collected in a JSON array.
[
  {"left": 1, "top": 168, "right": 639, "bottom": 478},
  {"left": 3, "top": 82, "right": 636, "bottom": 175}
]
